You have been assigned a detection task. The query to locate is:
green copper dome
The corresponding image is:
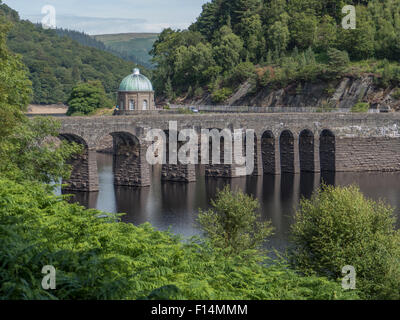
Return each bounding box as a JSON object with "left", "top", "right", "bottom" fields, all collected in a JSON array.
[{"left": 119, "top": 68, "right": 153, "bottom": 92}]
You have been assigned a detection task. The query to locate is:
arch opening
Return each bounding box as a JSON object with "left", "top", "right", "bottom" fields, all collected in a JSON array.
[
  {"left": 299, "top": 129, "right": 314, "bottom": 172},
  {"left": 280, "top": 130, "right": 295, "bottom": 173},
  {"left": 261, "top": 130, "right": 276, "bottom": 174},
  {"left": 320, "top": 130, "right": 336, "bottom": 172}
]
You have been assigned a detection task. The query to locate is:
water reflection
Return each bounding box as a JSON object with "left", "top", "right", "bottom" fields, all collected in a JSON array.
[{"left": 64, "top": 153, "right": 400, "bottom": 250}]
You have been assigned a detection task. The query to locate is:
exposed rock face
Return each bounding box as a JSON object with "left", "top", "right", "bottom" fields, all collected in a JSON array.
[{"left": 186, "top": 76, "right": 400, "bottom": 111}]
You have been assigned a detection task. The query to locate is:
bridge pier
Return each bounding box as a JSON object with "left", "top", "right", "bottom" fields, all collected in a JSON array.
[
  {"left": 113, "top": 134, "right": 151, "bottom": 187},
  {"left": 250, "top": 137, "right": 262, "bottom": 176},
  {"left": 161, "top": 164, "right": 196, "bottom": 182},
  {"left": 63, "top": 148, "right": 99, "bottom": 192},
  {"left": 313, "top": 137, "right": 321, "bottom": 173},
  {"left": 293, "top": 137, "right": 301, "bottom": 174}
]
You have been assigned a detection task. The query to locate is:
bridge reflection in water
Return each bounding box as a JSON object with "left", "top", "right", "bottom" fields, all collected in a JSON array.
[{"left": 64, "top": 153, "right": 400, "bottom": 252}]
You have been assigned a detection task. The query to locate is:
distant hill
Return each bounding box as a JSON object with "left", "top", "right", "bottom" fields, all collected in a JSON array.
[
  {"left": 94, "top": 33, "right": 159, "bottom": 68},
  {"left": 56, "top": 29, "right": 149, "bottom": 67},
  {"left": 0, "top": 3, "right": 148, "bottom": 105}
]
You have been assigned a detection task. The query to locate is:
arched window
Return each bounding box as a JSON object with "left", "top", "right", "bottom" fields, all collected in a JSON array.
[
  {"left": 129, "top": 100, "right": 135, "bottom": 111},
  {"left": 143, "top": 100, "right": 148, "bottom": 110},
  {"left": 120, "top": 100, "right": 124, "bottom": 110}
]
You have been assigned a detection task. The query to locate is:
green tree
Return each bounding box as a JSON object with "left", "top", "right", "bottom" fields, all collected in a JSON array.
[
  {"left": 290, "top": 185, "right": 400, "bottom": 300},
  {"left": 314, "top": 15, "right": 337, "bottom": 51},
  {"left": 337, "top": 6, "right": 376, "bottom": 60},
  {"left": 66, "top": 80, "right": 113, "bottom": 116},
  {"left": 0, "top": 117, "right": 81, "bottom": 183},
  {"left": 0, "top": 17, "right": 79, "bottom": 184},
  {"left": 236, "top": 14, "right": 265, "bottom": 62},
  {"left": 290, "top": 12, "right": 318, "bottom": 50},
  {"left": 327, "top": 48, "right": 350, "bottom": 75},
  {"left": 212, "top": 26, "right": 244, "bottom": 72},
  {"left": 164, "top": 77, "right": 175, "bottom": 102},
  {"left": 0, "top": 20, "right": 31, "bottom": 138},
  {"left": 198, "top": 186, "right": 274, "bottom": 256},
  {"left": 266, "top": 18, "right": 290, "bottom": 56}
]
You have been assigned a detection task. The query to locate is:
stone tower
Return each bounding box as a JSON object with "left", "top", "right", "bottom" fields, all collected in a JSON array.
[{"left": 116, "top": 68, "right": 155, "bottom": 113}]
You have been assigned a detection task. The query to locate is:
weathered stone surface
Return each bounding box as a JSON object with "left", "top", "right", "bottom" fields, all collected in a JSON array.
[
  {"left": 204, "top": 75, "right": 400, "bottom": 111},
  {"left": 58, "top": 113, "right": 400, "bottom": 190},
  {"left": 61, "top": 148, "right": 99, "bottom": 192}
]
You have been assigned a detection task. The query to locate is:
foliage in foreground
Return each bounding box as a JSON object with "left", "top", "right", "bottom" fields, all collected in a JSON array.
[
  {"left": 289, "top": 185, "right": 400, "bottom": 300},
  {"left": 0, "top": 178, "right": 358, "bottom": 300},
  {"left": 198, "top": 186, "right": 273, "bottom": 256}
]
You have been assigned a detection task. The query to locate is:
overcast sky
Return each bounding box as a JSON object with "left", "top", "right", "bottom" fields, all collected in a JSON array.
[{"left": 3, "top": 0, "right": 209, "bottom": 34}]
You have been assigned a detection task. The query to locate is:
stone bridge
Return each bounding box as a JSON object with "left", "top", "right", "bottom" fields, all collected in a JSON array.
[{"left": 58, "top": 113, "right": 400, "bottom": 191}]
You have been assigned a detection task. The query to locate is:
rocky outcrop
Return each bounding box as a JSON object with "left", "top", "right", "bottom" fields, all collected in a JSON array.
[
  {"left": 231, "top": 76, "right": 400, "bottom": 111},
  {"left": 184, "top": 75, "right": 400, "bottom": 111}
]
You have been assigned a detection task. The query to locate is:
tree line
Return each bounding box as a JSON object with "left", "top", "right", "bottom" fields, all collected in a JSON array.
[{"left": 151, "top": 0, "right": 400, "bottom": 102}]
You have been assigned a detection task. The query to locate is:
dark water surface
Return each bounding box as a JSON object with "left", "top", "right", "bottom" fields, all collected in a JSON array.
[{"left": 66, "top": 153, "right": 400, "bottom": 251}]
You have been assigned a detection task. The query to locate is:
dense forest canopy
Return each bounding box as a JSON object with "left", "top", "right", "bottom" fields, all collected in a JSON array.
[
  {"left": 151, "top": 0, "right": 400, "bottom": 101},
  {"left": 0, "top": 2, "right": 148, "bottom": 105}
]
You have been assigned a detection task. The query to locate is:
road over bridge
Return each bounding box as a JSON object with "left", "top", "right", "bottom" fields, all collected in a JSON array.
[{"left": 58, "top": 113, "right": 400, "bottom": 191}]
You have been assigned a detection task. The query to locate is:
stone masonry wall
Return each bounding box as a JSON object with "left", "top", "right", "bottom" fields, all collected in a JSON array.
[
  {"left": 336, "top": 137, "right": 400, "bottom": 172},
  {"left": 58, "top": 113, "right": 400, "bottom": 191}
]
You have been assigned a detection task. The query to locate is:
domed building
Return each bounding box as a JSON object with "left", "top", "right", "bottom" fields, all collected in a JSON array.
[{"left": 116, "top": 68, "right": 155, "bottom": 112}]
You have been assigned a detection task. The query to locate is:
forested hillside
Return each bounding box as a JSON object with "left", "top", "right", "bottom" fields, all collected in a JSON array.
[
  {"left": 151, "top": 0, "right": 400, "bottom": 104},
  {"left": 0, "top": 2, "right": 145, "bottom": 105}
]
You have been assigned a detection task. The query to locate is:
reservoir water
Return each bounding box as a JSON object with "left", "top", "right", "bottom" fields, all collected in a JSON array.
[{"left": 65, "top": 153, "right": 400, "bottom": 251}]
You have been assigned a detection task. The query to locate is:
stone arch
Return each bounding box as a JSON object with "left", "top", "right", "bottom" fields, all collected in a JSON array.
[
  {"left": 280, "top": 130, "right": 295, "bottom": 173},
  {"left": 96, "top": 133, "right": 114, "bottom": 154},
  {"left": 59, "top": 133, "right": 88, "bottom": 147},
  {"left": 320, "top": 129, "right": 336, "bottom": 172},
  {"left": 299, "top": 129, "right": 315, "bottom": 172},
  {"left": 111, "top": 131, "right": 150, "bottom": 187},
  {"left": 261, "top": 130, "right": 276, "bottom": 174},
  {"left": 59, "top": 133, "right": 99, "bottom": 192}
]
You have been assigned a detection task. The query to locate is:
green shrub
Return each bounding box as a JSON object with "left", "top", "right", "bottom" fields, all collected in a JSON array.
[
  {"left": 391, "top": 88, "right": 400, "bottom": 100},
  {"left": 227, "top": 61, "right": 256, "bottom": 87},
  {"left": 289, "top": 185, "right": 400, "bottom": 300},
  {"left": 193, "top": 87, "right": 204, "bottom": 98},
  {"left": 211, "top": 87, "right": 232, "bottom": 103},
  {"left": 177, "top": 107, "right": 193, "bottom": 114},
  {"left": 198, "top": 186, "right": 274, "bottom": 256},
  {"left": 351, "top": 102, "right": 370, "bottom": 113}
]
